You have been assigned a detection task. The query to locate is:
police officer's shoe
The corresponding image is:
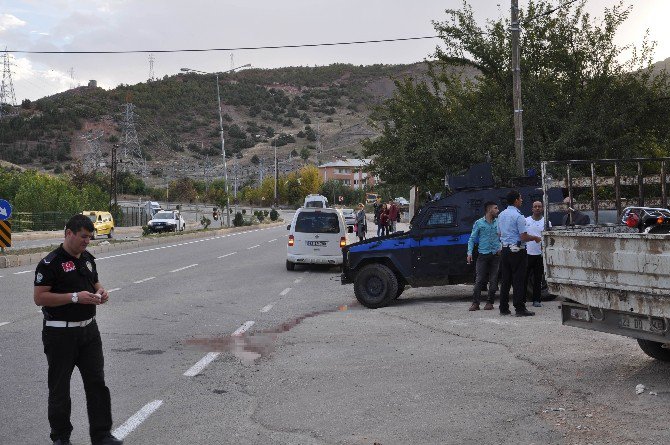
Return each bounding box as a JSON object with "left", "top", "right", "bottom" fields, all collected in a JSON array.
[
  {"left": 93, "top": 435, "right": 123, "bottom": 445},
  {"left": 515, "top": 309, "right": 535, "bottom": 317},
  {"left": 483, "top": 303, "right": 494, "bottom": 310},
  {"left": 53, "top": 440, "right": 72, "bottom": 445},
  {"left": 468, "top": 303, "right": 480, "bottom": 311},
  {"left": 499, "top": 309, "right": 512, "bottom": 315}
]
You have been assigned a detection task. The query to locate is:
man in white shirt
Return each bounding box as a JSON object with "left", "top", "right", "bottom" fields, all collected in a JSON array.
[{"left": 525, "top": 201, "right": 550, "bottom": 307}]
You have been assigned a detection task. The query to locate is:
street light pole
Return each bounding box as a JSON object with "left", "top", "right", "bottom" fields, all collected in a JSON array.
[
  {"left": 180, "top": 64, "right": 251, "bottom": 227},
  {"left": 274, "top": 138, "right": 278, "bottom": 205}
]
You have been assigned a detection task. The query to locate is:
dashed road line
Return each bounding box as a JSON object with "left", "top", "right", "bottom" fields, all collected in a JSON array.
[
  {"left": 183, "top": 352, "right": 221, "bottom": 377},
  {"left": 268, "top": 238, "right": 278, "bottom": 243},
  {"left": 133, "top": 276, "right": 156, "bottom": 284},
  {"left": 247, "top": 244, "right": 260, "bottom": 250},
  {"left": 170, "top": 264, "right": 198, "bottom": 273},
  {"left": 260, "top": 304, "right": 273, "bottom": 313},
  {"left": 107, "top": 288, "right": 121, "bottom": 293},
  {"left": 232, "top": 321, "right": 255, "bottom": 336},
  {"left": 294, "top": 277, "right": 302, "bottom": 284},
  {"left": 13, "top": 270, "right": 31, "bottom": 275},
  {"left": 279, "top": 288, "right": 292, "bottom": 296},
  {"left": 0, "top": 322, "right": 10, "bottom": 327},
  {"left": 112, "top": 400, "right": 163, "bottom": 440},
  {"left": 218, "top": 252, "right": 237, "bottom": 259}
]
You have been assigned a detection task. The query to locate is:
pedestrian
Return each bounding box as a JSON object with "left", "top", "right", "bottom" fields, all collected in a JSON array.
[
  {"left": 467, "top": 201, "right": 501, "bottom": 311},
  {"left": 34, "top": 214, "right": 123, "bottom": 445},
  {"left": 355, "top": 203, "right": 367, "bottom": 242},
  {"left": 525, "top": 201, "right": 550, "bottom": 308},
  {"left": 497, "top": 190, "right": 542, "bottom": 317},
  {"left": 388, "top": 200, "right": 399, "bottom": 233},
  {"left": 561, "top": 197, "right": 590, "bottom": 225},
  {"left": 373, "top": 197, "right": 383, "bottom": 229},
  {"left": 378, "top": 204, "right": 390, "bottom": 236}
]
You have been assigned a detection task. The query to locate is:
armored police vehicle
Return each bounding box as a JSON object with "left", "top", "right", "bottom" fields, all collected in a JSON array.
[{"left": 341, "top": 163, "right": 563, "bottom": 308}]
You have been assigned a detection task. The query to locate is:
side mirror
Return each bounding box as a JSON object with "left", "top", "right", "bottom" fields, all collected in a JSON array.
[{"left": 287, "top": 225, "right": 291, "bottom": 230}]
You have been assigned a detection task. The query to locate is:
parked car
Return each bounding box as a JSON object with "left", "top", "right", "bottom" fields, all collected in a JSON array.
[
  {"left": 394, "top": 197, "right": 409, "bottom": 206},
  {"left": 82, "top": 210, "right": 114, "bottom": 239},
  {"left": 340, "top": 208, "right": 356, "bottom": 227},
  {"left": 147, "top": 210, "right": 185, "bottom": 233},
  {"left": 286, "top": 207, "right": 350, "bottom": 270}
]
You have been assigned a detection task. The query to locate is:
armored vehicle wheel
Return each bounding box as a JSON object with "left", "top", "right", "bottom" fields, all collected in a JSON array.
[
  {"left": 395, "top": 284, "right": 406, "bottom": 300},
  {"left": 286, "top": 260, "right": 295, "bottom": 271},
  {"left": 354, "top": 264, "right": 398, "bottom": 309},
  {"left": 637, "top": 339, "right": 670, "bottom": 361}
]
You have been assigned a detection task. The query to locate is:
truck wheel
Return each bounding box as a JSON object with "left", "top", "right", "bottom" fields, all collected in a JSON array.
[
  {"left": 286, "top": 260, "right": 295, "bottom": 271},
  {"left": 637, "top": 339, "right": 670, "bottom": 361},
  {"left": 395, "top": 284, "right": 406, "bottom": 300},
  {"left": 354, "top": 264, "right": 398, "bottom": 309}
]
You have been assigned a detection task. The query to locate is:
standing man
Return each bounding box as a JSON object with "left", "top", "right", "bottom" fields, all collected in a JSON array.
[
  {"left": 34, "top": 214, "right": 123, "bottom": 445},
  {"left": 388, "top": 200, "right": 399, "bottom": 233},
  {"left": 497, "top": 190, "right": 542, "bottom": 317},
  {"left": 355, "top": 203, "right": 367, "bottom": 242},
  {"left": 373, "top": 197, "right": 383, "bottom": 234},
  {"left": 467, "top": 201, "right": 502, "bottom": 311},
  {"left": 526, "top": 201, "right": 550, "bottom": 308}
]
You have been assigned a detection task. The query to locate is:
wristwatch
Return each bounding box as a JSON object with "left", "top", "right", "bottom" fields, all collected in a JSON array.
[{"left": 71, "top": 292, "right": 78, "bottom": 303}]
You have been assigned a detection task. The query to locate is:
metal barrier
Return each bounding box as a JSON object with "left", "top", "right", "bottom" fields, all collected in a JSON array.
[{"left": 10, "top": 212, "right": 71, "bottom": 232}]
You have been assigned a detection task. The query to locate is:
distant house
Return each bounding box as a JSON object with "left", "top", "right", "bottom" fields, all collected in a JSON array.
[{"left": 318, "top": 158, "right": 377, "bottom": 190}]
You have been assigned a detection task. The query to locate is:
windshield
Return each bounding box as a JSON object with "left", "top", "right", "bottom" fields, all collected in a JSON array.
[
  {"left": 153, "top": 212, "right": 174, "bottom": 219},
  {"left": 295, "top": 212, "right": 340, "bottom": 233},
  {"left": 86, "top": 215, "right": 96, "bottom": 222},
  {"left": 305, "top": 201, "right": 325, "bottom": 208}
]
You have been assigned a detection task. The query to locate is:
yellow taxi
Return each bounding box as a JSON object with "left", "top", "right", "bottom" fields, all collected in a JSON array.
[{"left": 82, "top": 211, "right": 115, "bottom": 239}]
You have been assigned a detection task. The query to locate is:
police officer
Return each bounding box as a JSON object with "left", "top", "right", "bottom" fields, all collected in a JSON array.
[
  {"left": 497, "top": 190, "right": 541, "bottom": 316},
  {"left": 34, "top": 214, "right": 123, "bottom": 445}
]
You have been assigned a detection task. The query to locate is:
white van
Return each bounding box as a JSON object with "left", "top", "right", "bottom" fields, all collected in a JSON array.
[
  {"left": 303, "top": 194, "right": 329, "bottom": 208},
  {"left": 286, "top": 207, "right": 349, "bottom": 270}
]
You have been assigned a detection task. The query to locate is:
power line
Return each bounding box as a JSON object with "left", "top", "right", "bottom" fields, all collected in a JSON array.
[{"left": 4, "top": 35, "right": 439, "bottom": 55}]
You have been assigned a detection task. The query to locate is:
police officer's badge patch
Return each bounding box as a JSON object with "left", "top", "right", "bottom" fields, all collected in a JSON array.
[
  {"left": 86, "top": 261, "right": 93, "bottom": 272},
  {"left": 36, "top": 272, "right": 43, "bottom": 284}
]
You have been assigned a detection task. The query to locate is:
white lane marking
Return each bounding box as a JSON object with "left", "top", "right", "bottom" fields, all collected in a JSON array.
[
  {"left": 247, "top": 244, "right": 260, "bottom": 250},
  {"left": 232, "top": 321, "right": 255, "bottom": 336},
  {"left": 293, "top": 278, "right": 302, "bottom": 284},
  {"left": 260, "top": 304, "right": 273, "bottom": 313},
  {"left": 183, "top": 352, "right": 221, "bottom": 377},
  {"left": 170, "top": 264, "right": 198, "bottom": 273},
  {"left": 218, "top": 252, "right": 237, "bottom": 259},
  {"left": 107, "top": 288, "right": 121, "bottom": 293},
  {"left": 279, "top": 288, "right": 292, "bottom": 296},
  {"left": 0, "top": 322, "right": 10, "bottom": 327},
  {"left": 112, "top": 400, "right": 163, "bottom": 440},
  {"left": 268, "top": 239, "right": 278, "bottom": 243},
  {"left": 13, "top": 270, "right": 31, "bottom": 275},
  {"left": 133, "top": 276, "right": 156, "bottom": 284},
  {"left": 97, "top": 227, "right": 282, "bottom": 261}
]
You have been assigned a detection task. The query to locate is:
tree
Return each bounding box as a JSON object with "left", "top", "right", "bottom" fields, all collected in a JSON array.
[
  {"left": 250, "top": 154, "right": 260, "bottom": 165},
  {"left": 300, "top": 147, "right": 310, "bottom": 162},
  {"left": 364, "top": 0, "right": 670, "bottom": 188}
]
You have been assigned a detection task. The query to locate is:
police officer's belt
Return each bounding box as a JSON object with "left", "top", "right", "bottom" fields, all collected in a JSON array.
[{"left": 45, "top": 317, "right": 95, "bottom": 328}]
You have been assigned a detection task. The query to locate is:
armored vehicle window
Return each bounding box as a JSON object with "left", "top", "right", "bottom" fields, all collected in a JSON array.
[
  {"left": 295, "top": 212, "right": 340, "bottom": 233},
  {"left": 423, "top": 208, "right": 456, "bottom": 228}
]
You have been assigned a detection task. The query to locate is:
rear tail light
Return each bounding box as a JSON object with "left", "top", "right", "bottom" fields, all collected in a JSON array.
[
  {"left": 288, "top": 235, "right": 295, "bottom": 247},
  {"left": 658, "top": 217, "right": 665, "bottom": 225},
  {"left": 626, "top": 213, "right": 639, "bottom": 228},
  {"left": 340, "top": 236, "right": 346, "bottom": 248}
]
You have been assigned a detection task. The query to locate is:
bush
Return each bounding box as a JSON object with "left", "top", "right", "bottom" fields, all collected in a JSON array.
[
  {"left": 270, "top": 209, "right": 279, "bottom": 221},
  {"left": 200, "top": 216, "right": 211, "bottom": 229},
  {"left": 233, "top": 211, "right": 245, "bottom": 227},
  {"left": 142, "top": 225, "right": 151, "bottom": 236},
  {"left": 254, "top": 210, "right": 265, "bottom": 222}
]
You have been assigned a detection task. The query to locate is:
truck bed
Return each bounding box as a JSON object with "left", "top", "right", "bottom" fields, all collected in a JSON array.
[{"left": 544, "top": 228, "right": 670, "bottom": 318}]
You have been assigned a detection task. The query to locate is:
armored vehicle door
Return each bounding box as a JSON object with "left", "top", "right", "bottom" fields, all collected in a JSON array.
[{"left": 412, "top": 206, "right": 467, "bottom": 286}]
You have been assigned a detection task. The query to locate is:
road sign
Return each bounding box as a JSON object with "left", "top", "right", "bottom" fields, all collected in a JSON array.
[
  {"left": 0, "top": 221, "right": 10, "bottom": 248},
  {"left": 0, "top": 199, "right": 11, "bottom": 220},
  {"left": 338, "top": 195, "right": 344, "bottom": 203}
]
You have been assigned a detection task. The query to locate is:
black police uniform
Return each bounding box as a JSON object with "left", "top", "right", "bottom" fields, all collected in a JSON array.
[{"left": 35, "top": 245, "right": 114, "bottom": 444}]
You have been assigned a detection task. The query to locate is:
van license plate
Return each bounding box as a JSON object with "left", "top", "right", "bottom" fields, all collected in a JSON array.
[{"left": 306, "top": 241, "right": 327, "bottom": 246}]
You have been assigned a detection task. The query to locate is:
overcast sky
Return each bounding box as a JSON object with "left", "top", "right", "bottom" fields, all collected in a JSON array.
[{"left": 1, "top": 0, "right": 668, "bottom": 101}]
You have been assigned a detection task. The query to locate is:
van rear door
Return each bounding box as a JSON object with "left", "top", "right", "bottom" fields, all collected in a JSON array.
[{"left": 292, "top": 209, "right": 343, "bottom": 256}]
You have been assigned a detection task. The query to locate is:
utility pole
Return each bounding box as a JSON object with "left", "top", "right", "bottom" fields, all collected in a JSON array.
[
  {"left": 511, "top": 0, "right": 525, "bottom": 176},
  {"left": 0, "top": 48, "right": 17, "bottom": 119},
  {"left": 110, "top": 144, "right": 118, "bottom": 212},
  {"left": 148, "top": 54, "right": 155, "bottom": 81},
  {"left": 274, "top": 139, "right": 278, "bottom": 205}
]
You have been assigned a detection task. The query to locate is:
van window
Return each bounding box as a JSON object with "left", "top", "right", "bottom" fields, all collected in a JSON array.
[
  {"left": 304, "top": 201, "right": 325, "bottom": 208},
  {"left": 295, "top": 212, "right": 340, "bottom": 234}
]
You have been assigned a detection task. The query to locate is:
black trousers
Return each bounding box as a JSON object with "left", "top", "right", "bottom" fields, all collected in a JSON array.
[
  {"left": 472, "top": 253, "right": 500, "bottom": 304},
  {"left": 526, "top": 254, "right": 544, "bottom": 302},
  {"left": 499, "top": 247, "right": 528, "bottom": 312},
  {"left": 42, "top": 320, "right": 113, "bottom": 442}
]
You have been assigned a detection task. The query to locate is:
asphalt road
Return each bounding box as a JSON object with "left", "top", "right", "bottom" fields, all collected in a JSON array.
[{"left": 1, "top": 225, "right": 670, "bottom": 444}]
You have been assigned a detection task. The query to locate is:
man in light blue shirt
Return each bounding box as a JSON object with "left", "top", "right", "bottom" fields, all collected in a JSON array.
[
  {"left": 497, "top": 190, "right": 541, "bottom": 316},
  {"left": 466, "top": 201, "right": 501, "bottom": 311}
]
